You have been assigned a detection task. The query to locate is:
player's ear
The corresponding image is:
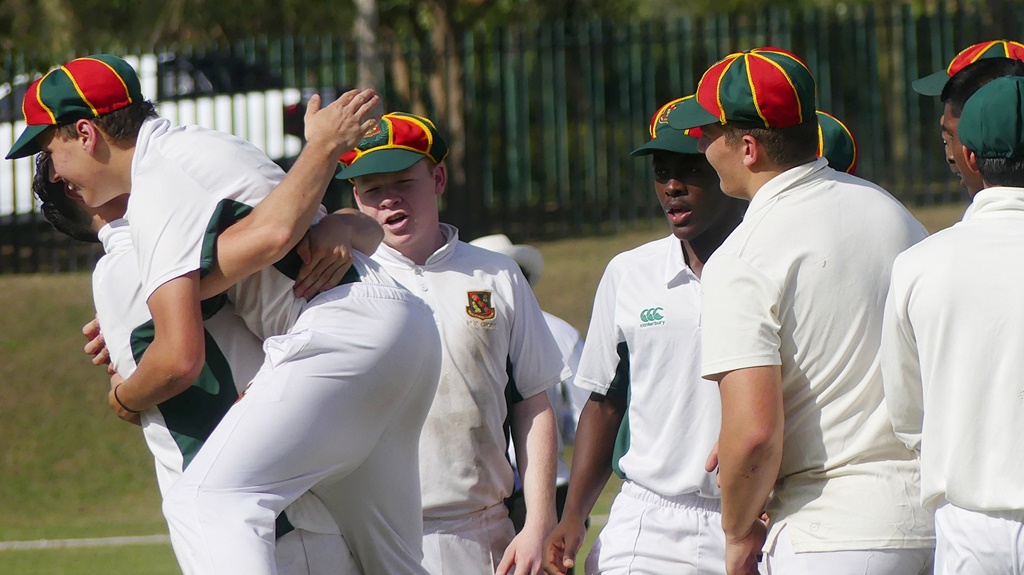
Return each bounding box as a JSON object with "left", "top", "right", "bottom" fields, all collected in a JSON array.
[
  {"left": 433, "top": 162, "right": 447, "bottom": 196},
  {"left": 76, "top": 119, "right": 101, "bottom": 154},
  {"left": 741, "top": 134, "right": 759, "bottom": 168},
  {"left": 962, "top": 146, "right": 981, "bottom": 175}
]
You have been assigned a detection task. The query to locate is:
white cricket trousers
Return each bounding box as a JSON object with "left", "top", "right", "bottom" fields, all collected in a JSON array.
[
  {"left": 163, "top": 283, "right": 442, "bottom": 575},
  {"left": 585, "top": 480, "right": 726, "bottom": 575},
  {"left": 421, "top": 503, "right": 517, "bottom": 574},
  {"left": 763, "top": 523, "right": 934, "bottom": 575},
  {"left": 934, "top": 502, "right": 1024, "bottom": 574}
]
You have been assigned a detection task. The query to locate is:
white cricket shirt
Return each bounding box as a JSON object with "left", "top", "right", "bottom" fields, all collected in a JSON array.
[
  {"left": 700, "top": 158, "right": 933, "bottom": 552},
  {"left": 92, "top": 219, "right": 338, "bottom": 536},
  {"left": 575, "top": 235, "right": 720, "bottom": 498},
  {"left": 370, "top": 224, "right": 570, "bottom": 518},
  {"left": 882, "top": 186, "right": 1024, "bottom": 513},
  {"left": 126, "top": 117, "right": 389, "bottom": 341}
]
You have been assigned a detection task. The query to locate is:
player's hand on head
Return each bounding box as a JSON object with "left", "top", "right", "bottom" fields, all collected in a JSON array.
[
  {"left": 83, "top": 316, "right": 111, "bottom": 367},
  {"left": 303, "top": 88, "right": 381, "bottom": 154},
  {"left": 542, "top": 518, "right": 587, "bottom": 575},
  {"left": 293, "top": 215, "right": 355, "bottom": 299}
]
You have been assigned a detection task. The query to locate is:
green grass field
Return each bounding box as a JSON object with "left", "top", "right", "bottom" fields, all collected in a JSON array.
[{"left": 0, "top": 203, "right": 965, "bottom": 573}]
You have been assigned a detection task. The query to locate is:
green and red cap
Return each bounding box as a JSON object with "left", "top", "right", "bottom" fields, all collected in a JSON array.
[
  {"left": 912, "top": 40, "right": 1024, "bottom": 97},
  {"left": 630, "top": 95, "right": 702, "bottom": 156},
  {"left": 6, "top": 54, "right": 143, "bottom": 160},
  {"left": 336, "top": 112, "right": 449, "bottom": 180},
  {"left": 816, "top": 111, "right": 857, "bottom": 175},
  {"left": 668, "top": 47, "right": 816, "bottom": 131}
]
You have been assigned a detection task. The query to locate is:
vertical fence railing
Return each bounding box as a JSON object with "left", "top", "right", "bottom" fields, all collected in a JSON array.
[{"left": 0, "top": 4, "right": 1020, "bottom": 272}]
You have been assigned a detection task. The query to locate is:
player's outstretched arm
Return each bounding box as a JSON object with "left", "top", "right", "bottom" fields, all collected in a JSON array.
[
  {"left": 499, "top": 390, "right": 558, "bottom": 575},
  {"left": 716, "top": 365, "right": 783, "bottom": 575},
  {"left": 107, "top": 272, "right": 206, "bottom": 421},
  {"left": 200, "top": 90, "right": 380, "bottom": 293},
  {"left": 543, "top": 392, "right": 624, "bottom": 575}
]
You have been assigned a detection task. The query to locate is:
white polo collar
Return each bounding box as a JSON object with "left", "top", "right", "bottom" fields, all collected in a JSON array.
[{"left": 746, "top": 157, "right": 830, "bottom": 219}]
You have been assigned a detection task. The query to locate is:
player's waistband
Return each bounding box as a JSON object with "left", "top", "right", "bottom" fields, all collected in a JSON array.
[
  {"left": 422, "top": 502, "right": 510, "bottom": 535},
  {"left": 621, "top": 480, "right": 722, "bottom": 513},
  {"left": 294, "top": 282, "right": 431, "bottom": 330}
]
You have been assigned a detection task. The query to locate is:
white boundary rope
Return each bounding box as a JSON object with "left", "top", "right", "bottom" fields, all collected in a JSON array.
[{"left": 0, "top": 534, "right": 170, "bottom": 550}]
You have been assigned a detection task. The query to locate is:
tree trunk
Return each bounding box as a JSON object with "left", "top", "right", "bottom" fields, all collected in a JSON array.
[
  {"left": 353, "top": 0, "right": 383, "bottom": 92},
  {"left": 426, "top": 1, "right": 469, "bottom": 228}
]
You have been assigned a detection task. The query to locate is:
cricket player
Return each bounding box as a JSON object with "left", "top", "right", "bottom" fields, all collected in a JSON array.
[
  {"left": 31, "top": 152, "right": 360, "bottom": 574},
  {"left": 912, "top": 40, "right": 1024, "bottom": 195},
  {"left": 344, "top": 112, "right": 569, "bottom": 575},
  {"left": 8, "top": 54, "right": 442, "bottom": 575},
  {"left": 543, "top": 95, "right": 745, "bottom": 575},
  {"left": 669, "top": 47, "right": 933, "bottom": 574},
  {"left": 882, "top": 75, "right": 1024, "bottom": 574}
]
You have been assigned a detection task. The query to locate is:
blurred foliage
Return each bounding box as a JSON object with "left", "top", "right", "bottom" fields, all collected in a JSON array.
[{"left": 0, "top": 0, "right": 999, "bottom": 69}]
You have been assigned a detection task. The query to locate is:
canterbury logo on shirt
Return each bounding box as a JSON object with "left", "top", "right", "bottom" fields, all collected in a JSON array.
[{"left": 639, "top": 307, "right": 665, "bottom": 327}]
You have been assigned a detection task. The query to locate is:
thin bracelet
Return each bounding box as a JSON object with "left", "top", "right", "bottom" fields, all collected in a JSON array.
[{"left": 114, "top": 383, "right": 142, "bottom": 414}]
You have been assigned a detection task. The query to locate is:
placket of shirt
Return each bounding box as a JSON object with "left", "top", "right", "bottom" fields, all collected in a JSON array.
[{"left": 411, "top": 265, "right": 444, "bottom": 329}]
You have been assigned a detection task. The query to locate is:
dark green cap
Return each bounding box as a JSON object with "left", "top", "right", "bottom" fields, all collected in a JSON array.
[
  {"left": 816, "top": 111, "right": 858, "bottom": 174},
  {"left": 958, "top": 76, "right": 1024, "bottom": 159}
]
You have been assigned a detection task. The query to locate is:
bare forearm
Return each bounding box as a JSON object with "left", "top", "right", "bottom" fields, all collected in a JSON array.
[
  {"left": 717, "top": 366, "right": 784, "bottom": 539},
  {"left": 561, "top": 394, "right": 624, "bottom": 524},
  {"left": 513, "top": 394, "right": 559, "bottom": 531},
  {"left": 719, "top": 427, "right": 781, "bottom": 537},
  {"left": 114, "top": 273, "right": 206, "bottom": 412},
  {"left": 118, "top": 347, "right": 204, "bottom": 410},
  {"left": 250, "top": 143, "right": 344, "bottom": 252}
]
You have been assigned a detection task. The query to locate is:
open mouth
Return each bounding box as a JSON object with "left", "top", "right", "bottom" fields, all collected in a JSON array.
[
  {"left": 384, "top": 213, "right": 408, "bottom": 229},
  {"left": 665, "top": 205, "right": 692, "bottom": 225}
]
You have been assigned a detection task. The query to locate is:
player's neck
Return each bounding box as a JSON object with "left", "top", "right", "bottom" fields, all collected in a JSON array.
[
  {"left": 391, "top": 225, "right": 448, "bottom": 266},
  {"left": 106, "top": 143, "right": 137, "bottom": 197},
  {"left": 683, "top": 203, "right": 744, "bottom": 278}
]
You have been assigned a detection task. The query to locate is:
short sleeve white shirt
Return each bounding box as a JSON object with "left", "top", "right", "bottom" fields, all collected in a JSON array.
[
  {"left": 882, "top": 187, "right": 1024, "bottom": 513},
  {"left": 700, "top": 158, "right": 933, "bottom": 552},
  {"left": 92, "top": 219, "right": 265, "bottom": 494},
  {"left": 370, "top": 224, "right": 571, "bottom": 518},
  {"left": 126, "top": 118, "right": 304, "bottom": 340},
  {"left": 92, "top": 219, "right": 337, "bottom": 535},
  {"left": 576, "top": 235, "right": 720, "bottom": 498},
  {"left": 543, "top": 312, "right": 589, "bottom": 432}
]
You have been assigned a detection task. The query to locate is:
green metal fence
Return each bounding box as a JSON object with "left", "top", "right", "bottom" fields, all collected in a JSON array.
[{"left": 1, "top": 3, "right": 1019, "bottom": 272}]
